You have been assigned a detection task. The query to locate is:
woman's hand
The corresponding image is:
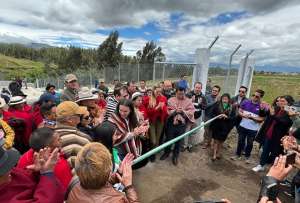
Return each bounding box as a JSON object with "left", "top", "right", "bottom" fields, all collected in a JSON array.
[
  {"left": 259, "top": 197, "right": 282, "bottom": 203},
  {"left": 269, "top": 107, "right": 275, "bottom": 116},
  {"left": 219, "top": 114, "right": 228, "bottom": 119},
  {"left": 266, "top": 155, "right": 293, "bottom": 181},
  {"left": 118, "top": 153, "right": 134, "bottom": 175},
  {"left": 116, "top": 153, "right": 134, "bottom": 187},
  {"left": 281, "top": 136, "right": 298, "bottom": 151}
]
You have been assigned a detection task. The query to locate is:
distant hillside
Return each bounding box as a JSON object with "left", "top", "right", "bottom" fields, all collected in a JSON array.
[{"left": 0, "top": 54, "right": 56, "bottom": 80}]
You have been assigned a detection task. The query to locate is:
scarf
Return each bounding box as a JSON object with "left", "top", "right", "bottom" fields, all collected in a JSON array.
[{"left": 108, "top": 113, "right": 142, "bottom": 158}]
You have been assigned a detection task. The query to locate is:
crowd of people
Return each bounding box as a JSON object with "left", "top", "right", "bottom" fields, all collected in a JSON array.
[{"left": 0, "top": 73, "right": 299, "bottom": 202}]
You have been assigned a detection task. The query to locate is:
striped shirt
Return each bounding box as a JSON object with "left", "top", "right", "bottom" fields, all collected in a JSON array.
[
  {"left": 105, "top": 96, "right": 118, "bottom": 120},
  {"left": 55, "top": 124, "right": 91, "bottom": 169}
]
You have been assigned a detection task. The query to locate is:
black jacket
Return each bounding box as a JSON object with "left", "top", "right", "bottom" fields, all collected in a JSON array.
[
  {"left": 255, "top": 109, "right": 292, "bottom": 154},
  {"left": 186, "top": 90, "right": 207, "bottom": 119},
  {"left": 231, "top": 95, "right": 248, "bottom": 126}
]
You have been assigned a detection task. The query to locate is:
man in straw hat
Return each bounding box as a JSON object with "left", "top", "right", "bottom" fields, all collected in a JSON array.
[
  {"left": 76, "top": 87, "right": 105, "bottom": 127},
  {"left": 3, "top": 96, "right": 34, "bottom": 153}
]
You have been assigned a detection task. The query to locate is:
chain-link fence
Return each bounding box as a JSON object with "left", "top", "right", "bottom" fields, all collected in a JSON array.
[
  {"left": 103, "top": 63, "right": 238, "bottom": 95},
  {"left": 36, "top": 67, "right": 104, "bottom": 90},
  {"left": 34, "top": 63, "right": 238, "bottom": 95}
]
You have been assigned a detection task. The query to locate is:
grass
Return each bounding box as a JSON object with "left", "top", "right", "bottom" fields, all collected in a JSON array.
[
  {"left": 147, "top": 74, "right": 300, "bottom": 104},
  {"left": 251, "top": 74, "right": 300, "bottom": 103},
  {"left": 0, "top": 54, "right": 57, "bottom": 80}
]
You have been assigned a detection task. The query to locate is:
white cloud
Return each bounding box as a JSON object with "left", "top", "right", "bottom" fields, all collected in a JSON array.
[{"left": 0, "top": 0, "right": 300, "bottom": 70}]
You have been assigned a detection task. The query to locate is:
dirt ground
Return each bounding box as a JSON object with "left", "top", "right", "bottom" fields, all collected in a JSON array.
[{"left": 133, "top": 130, "right": 293, "bottom": 203}]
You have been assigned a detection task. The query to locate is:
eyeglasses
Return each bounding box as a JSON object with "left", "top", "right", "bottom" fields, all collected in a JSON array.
[
  {"left": 252, "top": 94, "right": 260, "bottom": 99},
  {"left": 83, "top": 116, "right": 90, "bottom": 120},
  {"left": 239, "top": 90, "right": 246, "bottom": 93}
]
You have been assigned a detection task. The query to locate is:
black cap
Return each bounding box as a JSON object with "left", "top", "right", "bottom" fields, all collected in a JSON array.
[
  {"left": 0, "top": 147, "right": 20, "bottom": 176},
  {"left": 46, "top": 83, "right": 56, "bottom": 91}
]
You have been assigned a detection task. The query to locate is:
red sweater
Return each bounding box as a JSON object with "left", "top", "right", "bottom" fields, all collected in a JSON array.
[
  {"left": 17, "top": 149, "right": 72, "bottom": 190},
  {"left": 143, "top": 95, "right": 168, "bottom": 123},
  {"left": 97, "top": 99, "right": 107, "bottom": 109},
  {"left": 0, "top": 167, "right": 64, "bottom": 203},
  {"left": 3, "top": 108, "right": 35, "bottom": 146},
  {"left": 32, "top": 105, "right": 43, "bottom": 128}
]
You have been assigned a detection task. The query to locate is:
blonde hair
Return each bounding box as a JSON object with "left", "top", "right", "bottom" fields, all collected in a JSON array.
[
  {"left": 75, "top": 142, "right": 112, "bottom": 189},
  {"left": 149, "top": 86, "right": 158, "bottom": 108}
]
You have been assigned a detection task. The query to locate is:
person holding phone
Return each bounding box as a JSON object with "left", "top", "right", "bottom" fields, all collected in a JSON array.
[
  {"left": 253, "top": 96, "right": 294, "bottom": 172},
  {"left": 257, "top": 155, "right": 293, "bottom": 203}
]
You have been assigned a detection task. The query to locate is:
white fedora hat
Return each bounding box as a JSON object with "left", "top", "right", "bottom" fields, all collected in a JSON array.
[
  {"left": 75, "top": 87, "right": 98, "bottom": 103},
  {"left": 8, "top": 96, "right": 26, "bottom": 106}
]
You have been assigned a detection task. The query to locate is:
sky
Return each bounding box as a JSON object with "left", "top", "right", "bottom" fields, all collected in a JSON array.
[{"left": 0, "top": 0, "right": 300, "bottom": 72}]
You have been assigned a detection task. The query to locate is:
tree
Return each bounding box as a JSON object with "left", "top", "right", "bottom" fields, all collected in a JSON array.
[
  {"left": 59, "top": 46, "right": 82, "bottom": 71},
  {"left": 136, "top": 41, "right": 165, "bottom": 63},
  {"left": 97, "top": 31, "right": 123, "bottom": 67}
]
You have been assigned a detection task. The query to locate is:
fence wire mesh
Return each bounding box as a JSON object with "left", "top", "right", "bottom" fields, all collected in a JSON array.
[{"left": 35, "top": 63, "right": 238, "bottom": 95}]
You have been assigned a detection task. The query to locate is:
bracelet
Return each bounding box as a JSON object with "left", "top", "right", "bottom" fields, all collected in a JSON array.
[{"left": 124, "top": 185, "right": 134, "bottom": 192}]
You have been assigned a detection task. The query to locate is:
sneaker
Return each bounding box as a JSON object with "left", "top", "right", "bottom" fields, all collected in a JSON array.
[
  {"left": 230, "top": 156, "right": 242, "bottom": 161},
  {"left": 252, "top": 164, "right": 265, "bottom": 172}
]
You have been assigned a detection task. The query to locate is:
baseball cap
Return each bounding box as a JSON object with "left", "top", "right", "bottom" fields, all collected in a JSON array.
[
  {"left": 65, "top": 74, "right": 78, "bottom": 83},
  {"left": 56, "top": 101, "right": 87, "bottom": 118}
]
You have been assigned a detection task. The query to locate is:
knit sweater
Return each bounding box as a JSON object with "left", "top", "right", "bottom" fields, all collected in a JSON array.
[{"left": 55, "top": 124, "right": 91, "bottom": 169}]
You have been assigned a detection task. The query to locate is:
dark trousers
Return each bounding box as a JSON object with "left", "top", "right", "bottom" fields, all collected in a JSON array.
[
  {"left": 164, "top": 120, "right": 186, "bottom": 158},
  {"left": 259, "top": 138, "right": 276, "bottom": 166},
  {"left": 236, "top": 126, "right": 257, "bottom": 158}
]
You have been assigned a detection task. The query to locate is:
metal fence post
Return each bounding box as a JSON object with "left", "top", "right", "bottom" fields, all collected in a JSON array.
[
  {"left": 137, "top": 63, "right": 140, "bottom": 82},
  {"left": 152, "top": 63, "right": 156, "bottom": 81},
  {"left": 162, "top": 64, "right": 165, "bottom": 81},
  {"left": 118, "top": 64, "right": 121, "bottom": 82},
  {"left": 89, "top": 67, "right": 93, "bottom": 88}
]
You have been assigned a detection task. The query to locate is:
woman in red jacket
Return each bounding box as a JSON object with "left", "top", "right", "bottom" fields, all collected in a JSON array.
[
  {"left": 143, "top": 86, "right": 167, "bottom": 161},
  {"left": 17, "top": 127, "right": 72, "bottom": 190}
]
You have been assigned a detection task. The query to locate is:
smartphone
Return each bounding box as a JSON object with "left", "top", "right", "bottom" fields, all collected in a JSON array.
[
  {"left": 284, "top": 105, "right": 300, "bottom": 113},
  {"left": 286, "top": 152, "right": 296, "bottom": 167},
  {"left": 266, "top": 183, "right": 279, "bottom": 201}
]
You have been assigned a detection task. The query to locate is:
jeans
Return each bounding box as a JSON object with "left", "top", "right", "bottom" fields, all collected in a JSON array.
[
  {"left": 236, "top": 126, "right": 257, "bottom": 158},
  {"left": 164, "top": 119, "right": 186, "bottom": 157},
  {"left": 259, "top": 138, "right": 277, "bottom": 166}
]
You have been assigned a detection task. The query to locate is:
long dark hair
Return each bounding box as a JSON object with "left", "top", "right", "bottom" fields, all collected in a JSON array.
[
  {"left": 92, "top": 121, "right": 117, "bottom": 171},
  {"left": 219, "top": 93, "right": 232, "bottom": 113},
  {"left": 92, "top": 121, "right": 116, "bottom": 154},
  {"left": 115, "top": 98, "right": 139, "bottom": 130}
]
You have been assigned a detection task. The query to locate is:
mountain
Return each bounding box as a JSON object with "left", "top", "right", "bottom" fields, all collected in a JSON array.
[{"left": 25, "top": 42, "right": 52, "bottom": 49}]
